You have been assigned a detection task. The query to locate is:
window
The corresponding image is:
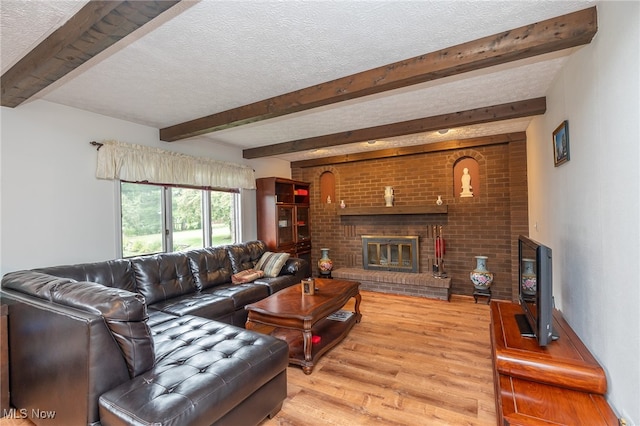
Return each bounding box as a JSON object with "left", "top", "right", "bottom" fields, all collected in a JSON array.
[
  {"left": 171, "top": 187, "right": 203, "bottom": 252},
  {"left": 120, "top": 182, "right": 239, "bottom": 257},
  {"left": 121, "top": 183, "right": 164, "bottom": 256}
]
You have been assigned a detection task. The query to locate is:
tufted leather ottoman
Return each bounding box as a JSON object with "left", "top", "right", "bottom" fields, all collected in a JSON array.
[{"left": 99, "top": 315, "right": 289, "bottom": 426}]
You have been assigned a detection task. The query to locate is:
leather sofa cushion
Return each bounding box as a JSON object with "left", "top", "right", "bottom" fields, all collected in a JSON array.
[
  {"left": 254, "top": 274, "right": 302, "bottom": 294},
  {"left": 226, "top": 240, "right": 267, "bottom": 274},
  {"left": 100, "top": 316, "right": 288, "bottom": 426},
  {"left": 149, "top": 292, "right": 235, "bottom": 321},
  {"left": 35, "top": 259, "right": 137, "bottom": 292},
  {"left": 206, "top": 283, "right": 270, "bottom": 309},
  {"left": 186, "top": 247, "right": 232, "bottom": 290},
  {"left": 147, "top": 310, "right": 181, "bottom": 328},
  {"left": 131, "top": 252, "right": 198, "bottom": 305},
  {"left": 49, "top": 280, "right": 148, "bottom": 321}
]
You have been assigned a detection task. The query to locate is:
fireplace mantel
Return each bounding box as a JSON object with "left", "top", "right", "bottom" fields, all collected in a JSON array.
[{"left": 337, "top": 205, "right": 447, "bottom": 216}]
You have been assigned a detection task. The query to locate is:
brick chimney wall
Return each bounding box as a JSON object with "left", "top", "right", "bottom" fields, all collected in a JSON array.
[{"left": 291, "top": 136, "right": 528, "bottom": 301}]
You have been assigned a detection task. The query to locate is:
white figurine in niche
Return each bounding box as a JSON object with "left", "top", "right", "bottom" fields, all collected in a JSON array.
[
  {"left": 460, "top": 168, "right": 473, "bottom": 198},
  {"left": 384, "top": 186, "right": 394, "bottom": 207}
]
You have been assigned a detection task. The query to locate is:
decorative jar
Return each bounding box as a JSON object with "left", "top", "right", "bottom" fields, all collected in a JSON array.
[
  {"left": 521, "top": 258, "right": 537, "bottom": 295},
  {"left": 470, "top": 256, "right": 494, "bottom": 289},
  {"left": 318, "top": 248, "right": 333, "bottom": 277}
]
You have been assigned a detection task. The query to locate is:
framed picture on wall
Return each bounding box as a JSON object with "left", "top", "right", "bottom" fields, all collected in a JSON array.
[{"left": 552, "top": 120, "right": 570, "bottom": 166}]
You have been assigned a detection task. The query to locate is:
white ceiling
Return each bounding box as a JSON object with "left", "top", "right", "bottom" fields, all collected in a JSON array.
[{"left": 1, "top": 0, "right": 596, "bottom": 162}]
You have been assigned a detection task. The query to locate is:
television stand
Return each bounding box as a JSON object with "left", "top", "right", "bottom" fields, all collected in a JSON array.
[
  {"left": 513, "top": 313, "right": 535, "bottom": 338},
  {"left": 491, "top": 301, "right": 618, "bottom": 425}
]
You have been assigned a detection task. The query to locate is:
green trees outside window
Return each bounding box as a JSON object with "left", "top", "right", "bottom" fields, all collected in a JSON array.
[{"left": 121, "top": 182, "right": 237, "bottom": 257}]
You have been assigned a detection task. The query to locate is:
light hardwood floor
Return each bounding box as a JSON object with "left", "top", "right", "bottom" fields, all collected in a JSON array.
[
  {"left": 1, "top": 291, "right": 497, "bottom": 426},
  {"left": 260, "top": 291, "right": 496, "bottom": 426}
]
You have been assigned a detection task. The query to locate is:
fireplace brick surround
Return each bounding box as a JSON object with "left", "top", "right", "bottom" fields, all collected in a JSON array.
[{"left": 291, "top": 133, "right": 529, "bottom": 301}]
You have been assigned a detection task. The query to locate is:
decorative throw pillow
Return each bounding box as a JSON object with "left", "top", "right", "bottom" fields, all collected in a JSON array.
[
  {"left": 255, "top": 252, "right": 290, "bottom": 278},
  {"left": 231, "top": 269, "right": 265, "bottom": 284}
]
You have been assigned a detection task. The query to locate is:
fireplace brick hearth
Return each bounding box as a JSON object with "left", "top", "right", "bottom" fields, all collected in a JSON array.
[{"left": 332, "top": 267, "right": 451, "bottom": 301}]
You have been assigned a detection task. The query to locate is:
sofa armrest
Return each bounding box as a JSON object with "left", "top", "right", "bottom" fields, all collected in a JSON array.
[
  {"left": 251, "top": 257, "right": 308, "bottom": 295},
  {"left": 281, "top": 257, "right": 307, "bottom": 276},
  {"left": 50, "top": 281, "right": 155, "bottom": 378},
  {"left": 3, "top": 271, "right": 155, "bottom": 378},
  {"left": 1, "top": 289, "right": 130, "bottom": 425}
]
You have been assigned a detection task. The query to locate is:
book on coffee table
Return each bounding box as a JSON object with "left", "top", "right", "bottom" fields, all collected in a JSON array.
[{"left": 326, "top": 310, "right": 353, "bottom": 322}]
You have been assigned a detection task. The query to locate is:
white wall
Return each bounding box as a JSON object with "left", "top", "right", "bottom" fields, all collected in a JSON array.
[
  {"left": 0, "top": 100, "right": 259, "bottom": 274},
  {"left": 526, "top": 2, "right": 639, "bottom": 423},
  {"left": 251, "top": 157, "right": 292, "bottom": 180}
]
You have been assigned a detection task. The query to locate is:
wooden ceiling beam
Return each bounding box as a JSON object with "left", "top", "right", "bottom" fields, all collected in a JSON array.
[
  {"left": 242, "top": 97, "right": 545, "bottom": 159},
  {"left": 290, "top": 133, "right": 527, "bottom": 168},
  {"left": 161, "top": 6, "right": 596, "bottom": 142},
  {"left": 1, "top": 0, "right": 181, "bottom": 108}
]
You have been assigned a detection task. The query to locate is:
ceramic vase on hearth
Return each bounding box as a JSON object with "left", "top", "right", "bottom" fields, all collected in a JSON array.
[
  {"left": 470, "top": 256, "right": 494, "bottom": 290},
  {"left": 318, "top": 248, "right": 333, "bottom": 277},
  {"left": 521, "top": 258, "right": 537, "bottom": 296}
]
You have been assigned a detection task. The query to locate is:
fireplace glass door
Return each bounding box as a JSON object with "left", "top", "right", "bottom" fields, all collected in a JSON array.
[{"left": 362, "top": 236, "right": 419, "bottom": 273}]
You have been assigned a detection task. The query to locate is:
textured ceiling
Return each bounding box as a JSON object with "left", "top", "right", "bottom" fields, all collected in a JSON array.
[{"left": 1, "top": 0, "right": 596, "bottom": 161}]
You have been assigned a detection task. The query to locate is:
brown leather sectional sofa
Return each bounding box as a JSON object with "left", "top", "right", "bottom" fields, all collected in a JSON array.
[{"left": 1, "top": 241, "right": 307, "bottom": 425}]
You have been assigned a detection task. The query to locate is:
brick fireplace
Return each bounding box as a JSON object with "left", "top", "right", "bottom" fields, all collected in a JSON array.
[{"left": 291, "top": 133, "right": 529, "bottom": 301}]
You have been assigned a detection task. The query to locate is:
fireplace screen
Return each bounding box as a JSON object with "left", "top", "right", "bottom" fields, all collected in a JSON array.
[{"left": 362, "top": 235, "right": 419, "bottom": 273}]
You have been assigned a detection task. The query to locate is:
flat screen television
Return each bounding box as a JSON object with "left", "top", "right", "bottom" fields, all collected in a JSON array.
[{"left": 517, "top": 235, "right": 557, "bottom": 346}]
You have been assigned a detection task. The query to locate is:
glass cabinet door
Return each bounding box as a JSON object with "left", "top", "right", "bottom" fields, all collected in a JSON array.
[
  {"left": 277, "top": 206, "right": 294, "bottom": 246},
  {"left": 296, "top": 206, "right": 310, "bottom": 241}
]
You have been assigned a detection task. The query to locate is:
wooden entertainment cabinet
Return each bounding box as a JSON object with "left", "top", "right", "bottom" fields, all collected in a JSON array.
[
  {"left": 490, "top": 301, "right": 619, "bottom": 425},
  {"left": 256, "top": 177, "right": 311, "bottom": 276}
]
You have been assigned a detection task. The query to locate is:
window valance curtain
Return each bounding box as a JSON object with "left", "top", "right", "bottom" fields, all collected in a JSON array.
[{"left": 95, "top": 140, "right": 256, "bottom": 190}]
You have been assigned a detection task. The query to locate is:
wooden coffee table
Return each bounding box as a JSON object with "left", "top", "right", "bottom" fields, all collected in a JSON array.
[{"left": 245, "top": 278, "right": 361, "bottom": 374}]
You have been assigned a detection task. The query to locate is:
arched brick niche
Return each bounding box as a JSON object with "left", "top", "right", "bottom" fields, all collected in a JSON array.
[
  {"left": 319, "top": 171, "right": 335, "bottom": 204},
  {"left": 454, "top": 157, "right": 480, "bottom": 197},
  {"left": 447, "top": 150, "right": 487, "bottom": 203}
]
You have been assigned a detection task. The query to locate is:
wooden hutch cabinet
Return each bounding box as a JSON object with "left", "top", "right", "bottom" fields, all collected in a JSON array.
[{"left": 256, "top": 177, "right": 311, "bottom": 276}]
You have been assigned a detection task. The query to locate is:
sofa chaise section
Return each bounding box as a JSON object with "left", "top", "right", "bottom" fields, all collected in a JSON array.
[{"left": 100, "top": 315, "right": 288, "bottom": 426}]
